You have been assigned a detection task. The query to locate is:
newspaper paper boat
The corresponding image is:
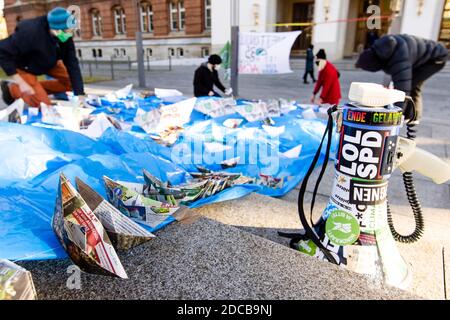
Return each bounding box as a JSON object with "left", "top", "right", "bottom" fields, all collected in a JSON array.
[
  {"left": 143, "top": 169, "right": 254, "bottom": 205},
  {"left": 0, "top": 259, "right": 37, "bottom": 300},
  {"left": 76, "top": 178, "right": 155, "bottom": 251},
  {"left": 103, "top": 176, "right": 190, "bottom": 230},
  {"left": 52, "top": 173, "right": 128, "bottom": 278},
  {"left": 0, "top": 99, "right": 24, "bottom": 123}
]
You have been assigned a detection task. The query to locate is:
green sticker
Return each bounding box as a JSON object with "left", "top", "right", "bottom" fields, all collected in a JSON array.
[
  {"left": 325, "top": 210, "right": 360, "bottom": 246},
  {"left": 297, "top": 239, "right": 317, "bottom": 256}
]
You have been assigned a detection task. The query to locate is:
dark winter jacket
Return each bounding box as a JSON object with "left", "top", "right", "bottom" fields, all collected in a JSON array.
[
  {"left": 193, "top": 63, "right": 226, "bottom": 97},
  {"left": 305, "top": 48, "right": 314, "bottom": 72},
  {"left": 0, "top": 16, "right": 84, "bottom": 95},
  {"left": 313, "top": 61, "right": 341, "bottom": 105},
  {"left": 356, "top": 34, "right": 448, "bottom": 95}
]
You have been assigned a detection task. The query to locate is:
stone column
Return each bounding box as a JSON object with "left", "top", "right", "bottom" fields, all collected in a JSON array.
[
  {"left": 312, "top": 0, "right": 350, "bottom": 61},
  {"left": 400, "top": 0, "right": 445, "bottom": 41}
]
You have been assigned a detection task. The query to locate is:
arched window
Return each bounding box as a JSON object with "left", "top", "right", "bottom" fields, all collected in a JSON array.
[
  {"left": 178, "top": 1, "right": 185, "bottom": 30},
  {"left": 169, "top": 1, "right": 185, "bottom": 31},
  {"left": 146, "top": 48, "right": 153, "bottom": 56},
  {"left": 90, "top": 9, "right": 102, "bottom": 36},
  {"left": 98, "top": 49, "right": 103, "bottom": 58},
  {"left": 92, "top": 49, "right": 97, "bottom": 58},
  {"left": 177, "top": 47, "right": 184, "bottom": 57},
  {"left": 168, "top": 48, "right": 175, "bottom": 57},
  {"left": 205, "top": 0, "right": 211, "bottom": 29},
  {"left": 114, "top": 48, "right": 120, "bottom": 57},
  {"left": 169, "top": 1, "right": 178, "bottom": 31},
  {"left": 201, "top": 47, "right": 210, "bottom": 58},
  {"left": 140, "top": 2, "right": 154, "bottom": 33},
  {"left": 121, "top": 48, "right": 127, "bottom": 56},
  {"left": 113, "top": 6, "right": 126, "bottom": 35}
]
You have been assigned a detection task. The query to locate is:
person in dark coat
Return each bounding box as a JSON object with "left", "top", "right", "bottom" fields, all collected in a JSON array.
[
  {"left": 303, "top": 44, "right": 316, "bottom": 84},
  {"left": 310, "top": 49, "right": 341, "bottom": 105},
  {"left": 0, "top": 7, "right": 84, "bottom": 108},
  {"left": 356, "top": 34, "right": 448, "bottom": 121},
  {"left": 193, "top": 54, "right": 232, "bottom": 97}
]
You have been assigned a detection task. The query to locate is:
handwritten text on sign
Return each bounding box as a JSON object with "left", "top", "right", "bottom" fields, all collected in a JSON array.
[{"left": 238, "top": 31, "right": 301, "bottom": 75}]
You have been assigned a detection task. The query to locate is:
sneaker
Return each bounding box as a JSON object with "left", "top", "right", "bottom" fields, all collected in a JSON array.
[{"left": 1, "top": 81, "right": 14, "bottom": 105}]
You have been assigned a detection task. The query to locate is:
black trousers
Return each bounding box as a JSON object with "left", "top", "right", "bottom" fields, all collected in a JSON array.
[
  {"left": 407, "top": 58, "right": 447, "bottom": 121},
  {"left": 303, "top": 70, "right": 316, "bottom": 83}
]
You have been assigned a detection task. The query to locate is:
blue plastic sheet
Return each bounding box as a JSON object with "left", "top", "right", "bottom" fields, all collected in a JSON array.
[{"left": 0, "top": 96, "right": 338, "bottom": 261}]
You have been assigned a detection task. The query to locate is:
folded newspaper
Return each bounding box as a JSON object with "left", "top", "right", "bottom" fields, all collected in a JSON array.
[
  {"left": 52, "top": 173, "right": 128, "bottom": 278},
  {"left": 75, "top": 178, "right": 155, "bottom": 251},
  {"left": 143, "top": 169, "right": 254, "bottom": 205},
  {"left": 0, "top": 259, "right": 37, "bottom": 300},
  {"left": 194, "top": 97, "right": 237, "bottom": 118},
  {"left": 235, "top": 99, "right": 297, "bottom": 122},
  {"left": 0, "top": 99, "right": 24, "bottom": 123},
  {"left": 103, "top": 176, "right": 191, "bottom": 230}
]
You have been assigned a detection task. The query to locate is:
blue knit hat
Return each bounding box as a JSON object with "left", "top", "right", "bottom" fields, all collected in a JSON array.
[{"left": 47, "top": 7, "right": 76, "bottom": 30}]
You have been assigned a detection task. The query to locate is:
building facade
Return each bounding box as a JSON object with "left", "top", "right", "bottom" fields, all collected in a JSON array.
[
  {"left": 3, "top": 0, "right": 212, "bottom": 61},
  {"left": 212, "top": 0, "right": 450, "bottom": 61}
]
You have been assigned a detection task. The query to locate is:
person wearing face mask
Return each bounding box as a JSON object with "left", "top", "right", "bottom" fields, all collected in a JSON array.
[
  {"left": 0, "top": 7, "right": 85, "bottom": 108},
  {"left": 356, "top": 34, "right": 448, "bottom": 122},
  {"left": 193, "top": 54, "right": 232, "bottom": 98},
  {"left": 310, "top": 49, "right": 341, "bottom": 106}
]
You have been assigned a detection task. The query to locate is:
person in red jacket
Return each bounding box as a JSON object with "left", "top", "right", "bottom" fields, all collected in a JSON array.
[{"left": 310, "top": 49, "right": 341, "bottom": 105}]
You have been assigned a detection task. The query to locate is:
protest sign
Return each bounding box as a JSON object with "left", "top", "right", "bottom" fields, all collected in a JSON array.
[{"left": 238, "top": 31, "right": 301, "bottom": 74}]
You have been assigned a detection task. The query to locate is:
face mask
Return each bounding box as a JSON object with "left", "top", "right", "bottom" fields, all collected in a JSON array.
[
  {"left": 214, "top": 64, "right": 221, "bottom": 71},
  {"left": 56, "top": 30, "right": 73, "bottom": 43},
  {"left": 317, "top": 59, "right": 327, "bottom": 71}
]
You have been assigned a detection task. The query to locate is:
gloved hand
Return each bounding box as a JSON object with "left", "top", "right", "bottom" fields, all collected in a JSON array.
[{"left": 225, "top": 88, "right": 233, "bottom": 96}]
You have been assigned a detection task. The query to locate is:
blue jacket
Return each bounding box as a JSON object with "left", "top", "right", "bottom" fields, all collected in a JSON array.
[
  {"left": 305, "top": 48, "right": 314, "bottom": 72},
  {"left": 359, "top": 34, "right": 448, "bottom": 94}
]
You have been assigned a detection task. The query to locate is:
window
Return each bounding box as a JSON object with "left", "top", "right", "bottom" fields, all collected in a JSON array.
[
  {"left": 98, "top": 49, "right": 103, "bottom": 58},
  {"left": 113, "top": 6, "right": 126, "bottom": 35},
  {"left": 178, "top": 0, "right": 185, "bottom": 30},
  {"left": 92, "top": 49, "right": 97, "bottom": 58},
  {"left": 146, "top": 48, "right": 153, "bottom": 56},
  {"left": 177, "top": 48, "right": 184, "bottom": 57},
  {"left": 77, "top": 49, "right": 82, "bottom": 58},
  {"left": 140, "top": 2, "right": 154, "bottom": 33},
  {"left": 205, "top": 0, "right": 211, "bottom": 29},
  {"left": 91, "top": 9, "right": 102, "bottom": 36},
  {"left": 114, "top": 48, "right": 119, "bottom": 57},
  {"left": 121, "top": 48, "right": 127, "bottom": 56},
  {"left": 169, "top": 1, "right": 178, "bottom": 31},
  {"left": 168, "top": 48, "right": 175, "bottom": 57},
  {"left": 201, "top": 47, "right": 210, "bottom": 58}
]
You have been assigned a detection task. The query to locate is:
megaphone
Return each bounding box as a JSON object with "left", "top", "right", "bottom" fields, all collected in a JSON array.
[{"left": 280, "top": 82, "right": 450, "bottom": 289}]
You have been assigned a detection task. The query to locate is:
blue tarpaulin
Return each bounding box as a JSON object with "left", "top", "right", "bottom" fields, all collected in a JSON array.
[{"left": 0, "top": 95, "right": 338, "bottom": 261}]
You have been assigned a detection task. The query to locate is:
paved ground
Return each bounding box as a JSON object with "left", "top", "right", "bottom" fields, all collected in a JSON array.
[
  {"left": 2, "top": 59, "right": 450, "bottom": 299},
  {"left": 19, "top": 217, "right": 414, "bottom": 300}
]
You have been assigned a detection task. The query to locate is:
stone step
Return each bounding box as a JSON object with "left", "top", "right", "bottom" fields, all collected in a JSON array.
[
  {"left": 194, "top": 192, "right": 450, "bottom": 300},
  {"left": 18, "top": 216, "right": 413, "bottom": 300}
]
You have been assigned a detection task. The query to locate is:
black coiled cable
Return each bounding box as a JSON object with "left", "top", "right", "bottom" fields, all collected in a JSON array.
[{"left": 386, "top": 105, "right": 425, "bottom": 243}]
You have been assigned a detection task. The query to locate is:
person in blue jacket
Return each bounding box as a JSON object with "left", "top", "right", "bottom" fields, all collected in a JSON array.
[
  {"left": 356, "top": 34, "right": 448, "bottom": 121},
  {"left": 303, "top": 44, "right": 316, "bottom": 84}
]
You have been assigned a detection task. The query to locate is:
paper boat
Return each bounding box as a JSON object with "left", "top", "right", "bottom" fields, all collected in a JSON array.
[
  {"left": 0, "top": 259, "right": 37, "bottom": 300},
  {"left": 103, "top": 176, "right": 191, "bottom": 229},
  {"left": 75, "top": 178, "right": 155, "bottom": 251},
  {"left": 0, "top": 99, "right": 24, "bottom": 123},
  {"left": 52, "top": 173, "right": 128, "bottom": 278}
]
